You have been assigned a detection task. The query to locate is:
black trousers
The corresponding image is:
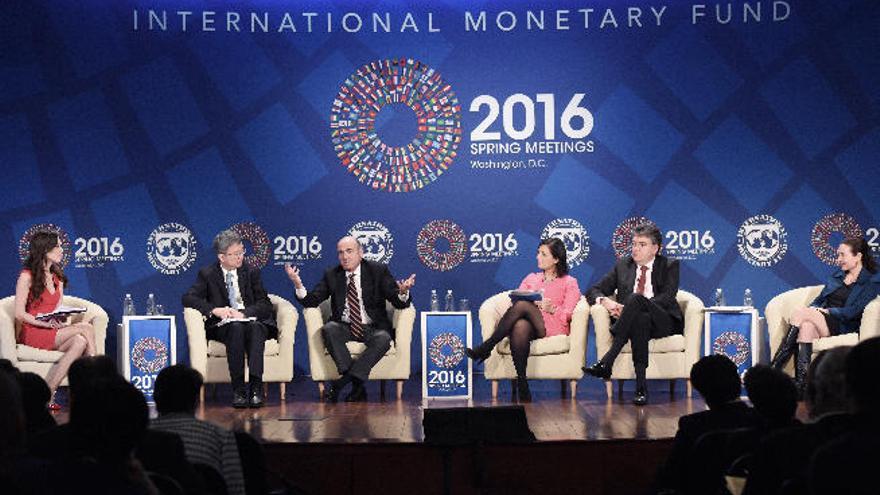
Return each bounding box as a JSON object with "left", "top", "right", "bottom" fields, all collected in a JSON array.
[
  {"left": 321, "top": 321, "right": 392, "bottom": 381},
  {"left": 208, "top": 321, "right": 268, "bottom": 391},
  {"left": 602, "top": 293, "right": 678, "bottom": 381}
]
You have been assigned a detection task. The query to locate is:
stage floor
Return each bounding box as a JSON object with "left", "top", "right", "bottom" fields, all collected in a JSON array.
[{"left": 192, "top": 376, "right": 706, "bottom": 444}]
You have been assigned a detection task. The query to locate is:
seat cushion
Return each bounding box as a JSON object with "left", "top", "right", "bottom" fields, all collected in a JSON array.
[
  {"left": 813, "top": 333, "right": 859, "bottom": 352},
  {"left": 208, "top": 338, "right": 280, "bottom": 357},
  {"left": 16, "top": 345, "right": 64, "bottom": 363},
  {"left": 334, "top": 340, "right": 397, "bottom": 357},
  {"left": 619, "top": 334, "right": 685, "bottom": 354},
  {"left": 496, "top": 334, "right": 570, "bottom": 356}
]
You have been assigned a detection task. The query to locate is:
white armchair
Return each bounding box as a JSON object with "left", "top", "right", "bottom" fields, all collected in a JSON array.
[
  {"left": 765, "top": 286, "right": 880, "bottom": 375},
  {"left": 184, "top": 293, "right": 297, "bottom": 401},
  {"left": 478, "top": 291, "right": 590, "bottom": 399},
  {"left": 0, "top": 295, "right": 108, "bottom": 385},
  {"left": 591, "top": 290, "right": 704, "bottom": 399},
  {"left": 304, "top": 300, "right": 415, "bottom": 400}
]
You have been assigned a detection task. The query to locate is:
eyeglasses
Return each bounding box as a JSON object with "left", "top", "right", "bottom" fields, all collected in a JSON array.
[{"left": 222, "top": 251, "right": 245, "bottom": 258}]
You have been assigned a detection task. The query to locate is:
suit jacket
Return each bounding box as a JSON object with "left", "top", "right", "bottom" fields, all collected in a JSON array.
[
  {"left": 298, "top": 259, "right": 411, "bottom": 338},
  {"left": 586, "top": 254, "right": 684, "bottom": 331},
  {"left": 182, "top": 262, "right": 277, "bottom": 336},
  {"left": 810, "top": 268, "right": 880, "bottom": 334},
  {"left": 654, "top": 400, "right": 759, "bottom": 492}
]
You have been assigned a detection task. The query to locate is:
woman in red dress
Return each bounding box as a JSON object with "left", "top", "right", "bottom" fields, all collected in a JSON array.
[{"left": 14, "top": 232, "right": 96, "bottom": 397}]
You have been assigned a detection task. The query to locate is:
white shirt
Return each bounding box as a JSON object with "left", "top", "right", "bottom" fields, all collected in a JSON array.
[{"left": 221, "top": 267, "right": 245, "bottom": 310}]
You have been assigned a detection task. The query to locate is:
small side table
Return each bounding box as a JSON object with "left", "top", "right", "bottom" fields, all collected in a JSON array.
[
  {"left": 703, "top": 307, "right": 764, "bottom": 376},
  {"left": 421, "top": 311, "right": 472, "bottom": 399}
]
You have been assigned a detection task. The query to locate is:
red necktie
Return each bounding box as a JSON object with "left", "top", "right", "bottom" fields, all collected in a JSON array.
[
  {"left": 636, "top": 265, "right": 648, "bottom": 295},
  {"left": 346, "top": 273, "right": 364, "bottom": 339}
]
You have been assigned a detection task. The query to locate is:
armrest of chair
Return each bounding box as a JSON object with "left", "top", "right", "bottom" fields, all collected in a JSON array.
[
  {"left": 0, "top": 298, "right": 18, "bottom": 365},
  {"left": 183, "top": 308, "right": 208, "bottom": 376},
  {"left": 269, "top": 294, "right": 297, "bottom": 381},
  {"left": 590, "top": 303, "right": 613, "bottom": 358},
  {"left": 65, "top": 296, "right": 108, "bottom": 355},
  {"left": 765, "top": 286, "right": 823, "bottom": 353},
  {"left": 859, "top": 296, "right": 880, "bottom": 341},
  {"left": 568, "top": 297, "right": 589, "bottom": 365},
  {"left": 680, "top": 293, "right": 705, "bottom": 369},
  {"left": 478, "top": 292, "right": 511, "bottom": 341},
  {"left": 393, "top": 305, "right": 416, "bottom": 362},
  {"left": 303, "top": 306, "right": 327, "bottom": 367}
]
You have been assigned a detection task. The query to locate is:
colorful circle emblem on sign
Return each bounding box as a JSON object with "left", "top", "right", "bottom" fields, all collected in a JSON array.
[
  {"left": 429, "top": 332, "right": 466, "bottom": 369},
  {"left": 612, "top": 217, "right": 657, "bottom": 260},
  {"left": 19, "top": 224, "right": 72, "bottom": 268},
  {"left": 811, "top": 213, "right": 862, "bottom": 266},
  {"left": 230, "top": 222, "right": 270, "bottom": 269},
  {"left": 131, "top": 336, "right": 169, "bottom": 374},
  {"left": 417, "top": 220, "right": 467, "bottom": 271},
  {"left": 712, "top": 331, "right": 751, "bottom": 367},
  {"left": 330, "top": 58, "right": 462, "bottom": 193}
]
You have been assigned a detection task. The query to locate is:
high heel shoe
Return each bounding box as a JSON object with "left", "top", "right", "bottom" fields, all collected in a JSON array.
[
  {"left": 465, "top": 346, "right": 491, "bottom": 364},
  {"left": 516, "top": 379, "right": 532, "bottom": 403},
  {"left": 771, "top": 326, "right": 799, "bottom": 369}
]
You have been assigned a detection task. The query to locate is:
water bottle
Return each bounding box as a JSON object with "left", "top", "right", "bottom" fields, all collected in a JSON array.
[
  {"left": 714, "top": 288, "right": 725, "bottom": 307},
  {"left": 146, "top": 293, "right": 156, "bottom": 316},
  {"left": 743, "top": 288, "right": 753, "bottom": 308},
  {"left": 430, "top": 290, "right": 440, "bottom": 312},
  {"left": 123, "top": 294, "right": 135, "bottom": 316},
  {"left": 444, "top": 289, "right": 454, "bottom": 312}
]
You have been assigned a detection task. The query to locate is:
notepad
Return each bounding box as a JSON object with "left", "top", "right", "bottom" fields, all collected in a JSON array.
[
  {"left": 217, "top": 316, "right": 257, "bottom": 326},
  {"left": 36, "top": 306, "right": 87, "bottom": 320},
  {"left": 509, "top": 290, "right": 542, "bottom": 302}
]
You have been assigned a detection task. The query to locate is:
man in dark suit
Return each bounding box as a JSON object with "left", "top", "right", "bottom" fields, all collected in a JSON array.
[
  {"left": 285, "top": 236, "right": 415, "bottom": 402},
  {"left": 654, "top": 355, "right": 759, "bottom": 493},
  {"left": 583, "top": 223, "right": 684, "bottom": 405},
  {"left": 182, "top": 229, "right": 277, "bottom": 408}
]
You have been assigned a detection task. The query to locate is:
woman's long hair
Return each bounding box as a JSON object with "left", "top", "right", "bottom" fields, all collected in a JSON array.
[
  {"left": 540, "top": 237, "right": 569, "bottom": 277},
  {"left": 841, "top": 237, "right": 877, "bottom": 274},
  {"left": 23, "top": 231, "right": 67, "bottom": 305}
]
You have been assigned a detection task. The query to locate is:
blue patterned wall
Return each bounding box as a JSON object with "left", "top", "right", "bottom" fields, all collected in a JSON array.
[{"left": 2, "top": 0, "right": 877, "bottom": 375}]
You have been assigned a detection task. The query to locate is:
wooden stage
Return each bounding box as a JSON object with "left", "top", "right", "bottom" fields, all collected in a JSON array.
[
  {"left": 198, "top": 377, "right": 705, "bottom": 495},
  {"left": 57, "top": 376, "right": 711, "bottom": 494}
]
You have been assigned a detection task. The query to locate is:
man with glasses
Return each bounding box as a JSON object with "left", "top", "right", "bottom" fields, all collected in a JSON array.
[
  {"left": 183, "top": 229, "right": 276, "bottom": 408},
  {"left": 582, "top": 224, "right": 683, "bottom": 405}
]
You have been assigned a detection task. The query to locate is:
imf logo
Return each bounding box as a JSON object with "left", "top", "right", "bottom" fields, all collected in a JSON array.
[
  {"left": 147, "top": 222, "right": 197, "bottom": 275},
  {"left": 349, "top": 221, "right": 394, "bottom": 264},
  {"left": 542, "top": 218, "right": 590, "bottom": 267},
  {"left": 737, "top": 215, "right": 788, "bottom": 267}
]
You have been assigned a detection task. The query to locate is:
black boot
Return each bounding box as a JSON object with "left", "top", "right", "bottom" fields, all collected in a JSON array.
[
  {"left": 516, "top": 378, "right": 532, "bottom": 403},
  {"left": 466, "top": 336, "right": 500, "bottom": 364},
  {"left": 795, "top": 343, "right": 812, "bottom": 399},
  {"left": 771, "top": 326, "right": 799, "bottom": 369}
]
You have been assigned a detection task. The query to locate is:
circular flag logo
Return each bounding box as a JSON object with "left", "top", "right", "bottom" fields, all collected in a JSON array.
[
  {"left": 147, "top": 222, "right": 197, "bottom": 275},
  {"left": 811, "top": 213, "right": 862, "bottom": 266},
  {"left": 612, "top": 217, "right": 657, "bottom": 259},
  {"left": 230, "top": 222, "right": 270, "bottom": 269},
  {"left": 417, "top": 220, "right": 467, "bottom": 271},
  {"left": 542, "top": 218, "right": 590, "bottom": 267},
  {"left": 19, "top": 223, "right": 72, "bottom": 268},
  {"left": 737, "top": 215, "right": 788, "bottom": 267},
  {"left": 330, "top": 58, "right": 462, "bottom": 192}
]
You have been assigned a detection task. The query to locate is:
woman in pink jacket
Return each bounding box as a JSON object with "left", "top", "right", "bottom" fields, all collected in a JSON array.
[{"left": 466, "top": 237, "right": 581, "bottom": 402}]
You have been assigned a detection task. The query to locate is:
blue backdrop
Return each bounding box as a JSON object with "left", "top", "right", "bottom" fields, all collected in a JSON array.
[{"left": 2, "top": 0, "right": 878, "bottom": 376}]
